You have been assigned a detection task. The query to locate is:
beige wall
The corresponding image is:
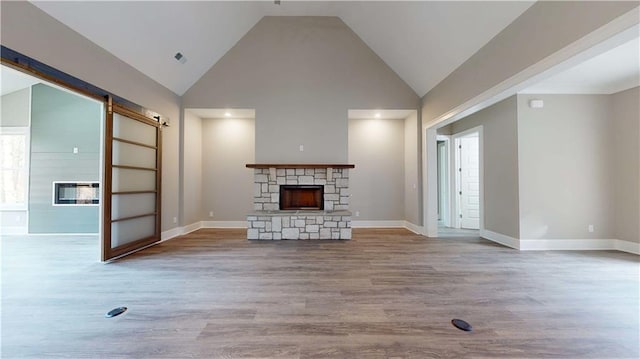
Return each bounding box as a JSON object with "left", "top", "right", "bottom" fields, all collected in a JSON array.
[
  {"left": 183, "top": 16, "right": 419, "bottom": 164},
  {"left": 201, "top": 118, "right": 255, "bottom": 221},
  {"left": 404, "top": 112, "right": 421, "bottom": 226},
  {"left": 1, "top": 2, "right": 182, "bottom": 232},
  {"left": 349, "top": 118, "right": 405, "bottom": 221},
  {"left": 518, "top": 94, "right": 615, "bottom": 240},
  {"left": 611, "top": 87, "right": 640, "bottom": 243},
  {"left": 422, "top": 1, "right": 638, "bottom": 125},
  {"left": 182, "top": 111, "right": 203, "bottom": 226},
  {"left": 450, "top": 96, "right": 520, "bottom": 238}
]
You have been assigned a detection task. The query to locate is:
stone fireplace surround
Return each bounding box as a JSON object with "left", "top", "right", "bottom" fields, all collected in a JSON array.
[{"left": 246, "top": 164, "right": 354, "bottom": 240}]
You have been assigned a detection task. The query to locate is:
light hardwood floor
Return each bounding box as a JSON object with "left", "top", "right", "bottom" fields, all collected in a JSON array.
[{"left": 2, "top": 229, "right": 639, "bottom": 358}]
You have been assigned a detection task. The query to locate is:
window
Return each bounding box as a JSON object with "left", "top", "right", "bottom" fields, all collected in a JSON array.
[{"left": 0, "top": 127, "right": 29, "bottom": 210}]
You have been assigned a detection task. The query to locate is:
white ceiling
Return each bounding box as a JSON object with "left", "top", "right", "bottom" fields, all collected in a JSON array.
[
  {"left": 348, "top": 109, "right": 415, "bottom": 120},
  {"left": 1, "top": 66, "right": 41, "bottom": 96},
  {"left": 187, "top": 108, "right": 256, "bottom": 119},
  {"left": 520, "top": 37, "right": 640, "bottom": 94},
  {"left": 31, "top": 1, "right": 534, "bottom": 96}
]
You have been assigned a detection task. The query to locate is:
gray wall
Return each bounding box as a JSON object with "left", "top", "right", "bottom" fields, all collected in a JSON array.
[
  {"left": 201, "top": 117, "right": 255, "bottom": 222},
  {"left": 1, "top": 1, "right": 182, "bottom": 232},
  {"left": 183, "top": 16, "right": 420, "bottom": 163},
  {"left": 29, "top": 84, "right": 101, "bottom": 233},
  {"left": 1, "top": 88, "right": 31, "bottom": 127},
  {"left": 422, "top": 1, "right": 638, "bottom": 124},
  {"left": 404, "top": 112, "right": 421, "bottom": 226},
  {"left": 517, "top": 94, "right": 614, "bottom": 240},
  {"left": 450, "top": 96, "right": 520, "bottom": 239},
  {"left": 349, "top": 118, "right": 405, "bottom": 221},
  {"left": 611, "top": 87, "right": 640, "bottom": 244},
  {"left": 182, "top": 111, "right": 203, "bottom": 226}
]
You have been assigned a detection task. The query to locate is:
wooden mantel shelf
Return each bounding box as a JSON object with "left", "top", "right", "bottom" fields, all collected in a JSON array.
[{"left": 246, "top": 164, "right": 355, "bottom": 169}]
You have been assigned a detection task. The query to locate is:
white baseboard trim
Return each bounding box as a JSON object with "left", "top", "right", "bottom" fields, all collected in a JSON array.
[
  {"left": 503, "top": 237, "right": 639, "bottom": 255},
  {"left": 156, "top": 222, "right": 639, "bottom": 255},
  {"left": 403, "top": 221, "right": 424, "bottom": 235},
  {"left": 106, "top": 233, "right": 179, "bottom": 262},
  {"left": 352, "top": 220, "right": 405, "bottom": 228},
  {"left": 0, "top": 226, "right": 28, "bottom": 235},
  {"left": 201, "top": 221, "right": 247, "bottom": 228},
  {"left": 615, "top": 239, "right": 640, "bottom": 255},
  {"left": 520, "top": 238, "right": 616, "bottom": 251},
  {"left": 351, "top": 220, "right": 424, "bottom": 235},
  {"left": 160, "top": 226, "right": 183, "bottom": 241},
  {"left": 182, "top": 221, "right": 203, "bottom": 235},
  {"left": 160, "top": 221, "right": 248, "bottom": 242},
  {"left": 480, "top": 229, "right": 520, "bottom": 249},
  {"left": 26, "top": 232, "right": 99, "bottom": 236}
]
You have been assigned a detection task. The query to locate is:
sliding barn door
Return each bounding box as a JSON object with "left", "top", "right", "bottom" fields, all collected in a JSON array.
[{"left": 102, "top": 98, "right": 162, "bottom": 261}]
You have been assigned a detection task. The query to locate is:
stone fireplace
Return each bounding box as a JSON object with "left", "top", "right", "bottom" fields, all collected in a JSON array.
[{"left": 246, "top": 164, "right": 354, "bottom": 240}]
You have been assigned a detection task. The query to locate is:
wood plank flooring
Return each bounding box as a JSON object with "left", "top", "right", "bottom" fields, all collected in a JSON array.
[{"left": 2, "top": 229, "right": 639, "bottom": 358}]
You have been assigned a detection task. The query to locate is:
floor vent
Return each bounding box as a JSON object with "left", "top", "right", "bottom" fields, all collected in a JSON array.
[
  {"left": 451, "top": 318, "right": 472, "bottom": 331},
  {"left": 105, "top": 307, "right": 127, "bottom": 318}
]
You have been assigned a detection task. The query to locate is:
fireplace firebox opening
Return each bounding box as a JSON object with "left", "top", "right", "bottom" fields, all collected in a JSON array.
[{"left": 279, "top": 185, "right": 324, "bottom": 210}]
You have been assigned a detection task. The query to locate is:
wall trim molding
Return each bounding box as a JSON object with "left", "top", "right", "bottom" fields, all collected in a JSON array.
[
  {"left": 201, "top": 221, "right": 248, "bottom": 228},
  {"left": 161, "top": 222, "right": 639, "bottom": 255},
  {"left": 26, "top": 232, "right": 99, "bottom": 236},
  {"left": 520, "top": 238, "right": 616, "bottom": 251},
  {"left": 160, "top": 222, "right": 202, "bottom": 242},
  {"left": 160, "top": 221, "right": 247, "bottom": 242},
  {"left": 519, "top": 238, "right": 639, "bottom": 255},
  {"left": 520, "top": 238, "right": 615, "bottom": 251},
  {"left": 0, "top": 226, "right": 28, "bottom": 235},
  {"left": 480, "top": 229, "right": 520, "bottom": 249},
  {"left": 352, "top": 220, "right": 406, "bottom": 228},
  {"left": 107, "top": 231, "right": 180, "bottom": 262},
  {"left": 160, "top": 226, "right": 183, "bottom": 241},
  {"left": 404, "top": 221, "right": 424, "bottom": 235},
  {"left": 351, "top": 220, "right": 424, "bottom": 235},
  {"left": 182, "top": 221, "right": 203, "bottom": 235},
  {"left": 615, "top": 239, "right": 640, "bottom": 255}
]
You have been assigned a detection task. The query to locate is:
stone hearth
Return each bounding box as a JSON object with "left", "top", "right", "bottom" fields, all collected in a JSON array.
[{"left": 246, "top": 165, "right": 354, "bottom": 240}]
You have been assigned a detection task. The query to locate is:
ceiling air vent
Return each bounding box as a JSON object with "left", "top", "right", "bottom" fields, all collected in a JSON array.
[{"left": 174, "top": 52, "right": 187, "bottom": 64}]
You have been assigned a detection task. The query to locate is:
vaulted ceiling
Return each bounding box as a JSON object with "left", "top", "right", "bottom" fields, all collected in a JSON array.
[
  {"left": 520, "top": 37, "right": 640, "bottom": 94},
  {"left": 31, "top": 1, "right": 534, "bottom": 96}
]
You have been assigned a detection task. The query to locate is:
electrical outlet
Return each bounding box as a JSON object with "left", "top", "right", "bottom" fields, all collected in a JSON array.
[
  {"left": 355, "top": 211, "right": 360, "bottom": 217},
  {"left": 173, "top": 217, "right": 177, "bottom": 224},
  {"left": 299, "top": 144, "right": 304, "bottom": 152},
  {"left": 73, "top": 147, "right": 78, "bottom": 154},
  {"left": 588, "top": 224, "right": 594, "bottom": 233},
  {"left": 209, "top": 211, "right": 214, "bottom": 217}
]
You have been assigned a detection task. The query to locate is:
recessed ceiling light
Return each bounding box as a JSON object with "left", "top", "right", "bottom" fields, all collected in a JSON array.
[
  {"left": 224, "top": 112, "right": 231, "bottom": 117},
  {"left": 374, "top": 112, "right": 381, "bottom": 118}
]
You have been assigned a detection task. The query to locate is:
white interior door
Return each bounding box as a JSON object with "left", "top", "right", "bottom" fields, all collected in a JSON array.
[{"left": 457, "top": 134, "right": 480, "bottom": 229}]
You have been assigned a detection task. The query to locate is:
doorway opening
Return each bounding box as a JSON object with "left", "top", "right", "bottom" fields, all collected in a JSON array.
[
  {"left": 455, "top": 131, "right": 480, "bottom": 230},
  {"left": 436, "top": 136, "right": 450, "bottom": 227},
  {"left": 436, "top": 126, "right": 483, "bottom": 237},
  {"left": 1, "top": 64, "right": 104, "bottom": 261},
  {"left": 3, "top": 53, "right": 166, "bottom": 261}
]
